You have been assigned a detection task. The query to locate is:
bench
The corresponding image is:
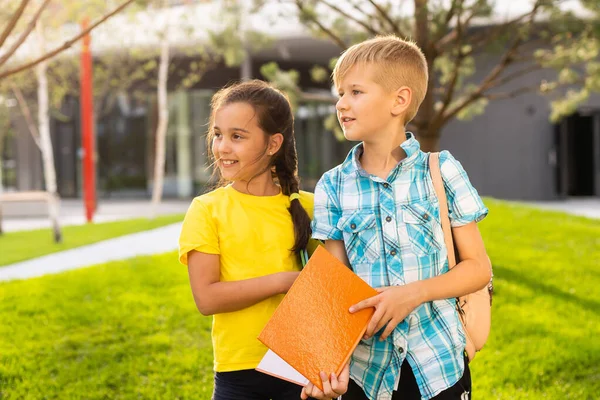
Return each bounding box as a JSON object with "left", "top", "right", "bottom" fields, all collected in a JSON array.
[{"left": 0, "top": 191, "right": 62, "bottom": 242}]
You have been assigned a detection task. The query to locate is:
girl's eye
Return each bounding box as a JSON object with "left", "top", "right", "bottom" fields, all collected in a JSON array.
[
  {"left": 213, "top": 132, "right": 222, "bottom": 139},
  {"left": 233, "top": 134, "right": 243, "bottom": 140}
]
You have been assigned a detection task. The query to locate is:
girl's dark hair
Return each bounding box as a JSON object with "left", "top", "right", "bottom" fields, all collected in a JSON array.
[{"left": 207, "top": 79, "right": 311, "bottom": 254}]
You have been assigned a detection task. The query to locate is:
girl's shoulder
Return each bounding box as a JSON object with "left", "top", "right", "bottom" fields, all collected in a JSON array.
[
  {"left": 298, "top": 190, "right": 315, "bottom": 217},
  {"left": 193, "top": 186, "right": 229, "bottom": 205}
]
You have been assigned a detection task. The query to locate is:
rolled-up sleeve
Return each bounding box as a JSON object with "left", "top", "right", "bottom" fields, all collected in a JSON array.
[
  {"left": 311, "top": 172, "right": 343, "bottom": 241},
  {"left": 439, "top": 150, "right": 488, "bottom": 227}
]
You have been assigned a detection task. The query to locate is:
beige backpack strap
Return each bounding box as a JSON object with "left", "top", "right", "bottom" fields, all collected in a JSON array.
[{"left": 428, "top": 153, "right": 457, "bottom": 269}]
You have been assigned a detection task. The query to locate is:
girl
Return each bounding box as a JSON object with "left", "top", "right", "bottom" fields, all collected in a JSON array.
[{"left": 178, "top": 80, "right": 323, "bottom": 399}]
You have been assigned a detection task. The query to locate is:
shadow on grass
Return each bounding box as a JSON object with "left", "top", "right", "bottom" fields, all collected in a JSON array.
[{"left": 493, "top": 265, "right": 600, "bottom": 316}]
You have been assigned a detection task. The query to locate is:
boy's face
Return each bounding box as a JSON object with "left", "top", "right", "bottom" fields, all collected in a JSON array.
[{"left": 335, "top": 64, "right": 399, "bottom": 142}]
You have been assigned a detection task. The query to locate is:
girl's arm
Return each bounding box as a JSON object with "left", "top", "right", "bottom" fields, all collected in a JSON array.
[{"left": 187, "top": 250, "right": 299, "bottom": 316}]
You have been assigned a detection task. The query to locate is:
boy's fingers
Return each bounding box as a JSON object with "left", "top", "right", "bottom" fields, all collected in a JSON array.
[
  {"left": 349, "top": 294, "right": 379, "bottom": 313},
  {"left": 300, "top": 385, "right": 309, "bottom": 399},
  {"left": 376, "top": 286, "right": 391, "bottom": 293},
  {"left": 365, "top": 308, "right": 384, "bottom": 338},
  {"left": 320, "top": 372, "right": 333, "bottom": 397},
  {"left": 379, "top": 318, "right": 399, "bottom": 341}
]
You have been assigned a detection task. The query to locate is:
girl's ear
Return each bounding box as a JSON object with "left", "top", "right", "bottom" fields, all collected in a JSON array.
[
  {"left": 391, "top": 86, "right": 412, "bottom": 117},
  {"left": 269, "top": 133, "right": 284, "bottom": 155}
]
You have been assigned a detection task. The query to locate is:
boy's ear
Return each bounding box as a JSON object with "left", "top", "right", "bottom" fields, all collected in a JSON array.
[
  {"left": 391, "top": 86, "right": 412, "bottom": 117},
  {"left": 269, "top": 133, "right": 284, "bottom": 155}
]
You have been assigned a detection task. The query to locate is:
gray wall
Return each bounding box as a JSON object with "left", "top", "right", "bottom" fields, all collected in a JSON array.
[{"left": 439, "top": 55, "right": 600, "bottom": 201}]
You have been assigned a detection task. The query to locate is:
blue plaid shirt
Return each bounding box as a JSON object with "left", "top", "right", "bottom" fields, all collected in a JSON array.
[{"left": 312, "top": 133, "right": 488, "bottom": 400}]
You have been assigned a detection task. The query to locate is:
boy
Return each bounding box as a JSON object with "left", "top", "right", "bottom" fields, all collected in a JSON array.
[{"left": 302, "top": 36, "right": 490, "bottom": 400}]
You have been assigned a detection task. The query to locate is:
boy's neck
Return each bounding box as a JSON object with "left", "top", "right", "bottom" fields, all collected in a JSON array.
[{"left": 360, "top": 129, "right": 408, "bottom": 180}]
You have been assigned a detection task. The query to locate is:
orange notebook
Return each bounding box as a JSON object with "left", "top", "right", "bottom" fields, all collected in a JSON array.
[{"left": 257, "top": 246, "right": 378, "bottom": 390}]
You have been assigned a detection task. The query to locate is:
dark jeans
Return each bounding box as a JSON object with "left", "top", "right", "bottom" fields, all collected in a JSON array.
[
  {"left": 213, "top": 369, "right": 307, "bottom": 400},
  {"left": 343, "top": 355, "right": 471, "bottom": 400}
]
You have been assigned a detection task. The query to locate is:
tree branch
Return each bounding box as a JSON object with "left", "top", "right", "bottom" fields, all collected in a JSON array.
[
  {"left": 367, "top": 0, "right": 403, "bottom": 37},
  {"left": 0, "top": 0, "right": 50, "bottom": 68},
  {"left": 0, "top": 0, "right": 30, "bottom": 50},
  {"left": 293, "top": 0, "right": 347, "bottom": 49},
  {"left": 318, "top": 0, "right": 381, "bottom": 36},
  {"left": 440, "top": 2, "right": 543, "bottom": 125},
  {"left": 0, "top": 0, "right": 136, "bottom": 80},
  {"left": 10, "top": 83, "right": 41, "bottom": 150},
  {"left": 489, "top": 64, "right": 544, "bottom": 88}
]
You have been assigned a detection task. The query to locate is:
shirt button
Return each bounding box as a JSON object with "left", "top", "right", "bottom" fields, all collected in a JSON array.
[
  {"left": 423, "top": 213, "right": 430, "bottom": 220},
  {"left": 350, "top": 223, "right": 356, "bottom": 229},
  {"left": 390, "top": 249, "right": 397, "bottom": 256},
  {"left": 385, "top": 216, "right": 392, "bottom": 222},
  {"left": 399, "top": 347, "right": 404, "bottom": 353},
  {"left": 383, "top": 183, "right": 389, "bottom": 188}
]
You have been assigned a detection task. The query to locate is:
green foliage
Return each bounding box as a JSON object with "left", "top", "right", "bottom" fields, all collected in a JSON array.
[
  {"left": 259, "top": 62, "right": 301, "bottom": 111},
  {"left": 0, "top": 214, "right": 184, "bottom": 267}
]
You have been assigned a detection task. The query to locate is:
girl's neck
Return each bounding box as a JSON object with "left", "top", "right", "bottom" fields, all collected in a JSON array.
[{"left": 231, "top": 172, "right": 280, "bottom": 196}]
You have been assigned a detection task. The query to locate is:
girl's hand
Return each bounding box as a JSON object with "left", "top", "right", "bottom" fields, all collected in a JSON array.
[
  {"left": 277, "top": 271, "right": 300, "bottom": 294},
  {"left": 349, "top": 283, "right": 424, "bottom": 341},
  {"left": 301, "top": 363, "right": 349, "bottom": 399}
]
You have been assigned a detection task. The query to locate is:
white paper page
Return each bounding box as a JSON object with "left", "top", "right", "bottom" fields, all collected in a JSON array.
[{"left": 256, "top": 349, "right": 310, "bottom": 386}]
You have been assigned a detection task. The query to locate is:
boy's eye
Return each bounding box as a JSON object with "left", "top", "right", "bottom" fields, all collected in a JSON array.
[{"left": 352, "top": 90, "right": 361, "bottom": 95}]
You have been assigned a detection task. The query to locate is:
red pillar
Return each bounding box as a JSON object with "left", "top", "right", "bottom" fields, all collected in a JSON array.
[{"left": 80, "top": 17, "right": 96, "bottom": 223}]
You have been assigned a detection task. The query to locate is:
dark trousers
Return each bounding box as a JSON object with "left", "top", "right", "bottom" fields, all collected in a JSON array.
[
  {"left": 213, "top": 369, "right": 307, "bottom": 400},
  {"left": 343, "top": 355, "right": 471, "bottom": 400}
]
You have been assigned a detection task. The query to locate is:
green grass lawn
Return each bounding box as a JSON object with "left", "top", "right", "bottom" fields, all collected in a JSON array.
[
  {"left": 0, "top": 200, "right": 599, "bottom": 399},
  {"left": 0, "top": 214, "right": 184, "bottom": 267}
]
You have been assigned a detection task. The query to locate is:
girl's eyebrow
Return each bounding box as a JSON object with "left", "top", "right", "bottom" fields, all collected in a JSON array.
[{"left": 213, "top": 126, "right": 250, "bottom": 133}]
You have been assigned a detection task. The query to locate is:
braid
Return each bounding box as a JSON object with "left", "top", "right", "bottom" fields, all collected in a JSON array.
[{"left": 274, "top": 132, "right": 311, "bottom": 254}]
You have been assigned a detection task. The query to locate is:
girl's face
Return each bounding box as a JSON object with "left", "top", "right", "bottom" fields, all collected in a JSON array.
[{"left": 212, "top": 102, "right": 273, "bottom": 183}]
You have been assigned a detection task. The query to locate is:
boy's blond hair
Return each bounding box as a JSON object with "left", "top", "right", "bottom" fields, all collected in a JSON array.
[{"left": 333, "top": 35, "right": 428, "bottom": 124}]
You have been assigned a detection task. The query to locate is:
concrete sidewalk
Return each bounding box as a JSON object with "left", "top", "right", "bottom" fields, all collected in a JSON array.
[
  {"left": 3, "top": 199, "right": 190, "bottom": 232},
  {"left": 0, "top": 222, "right": 182, "bottom": 282},
  {"left": 523, "top": 198, "right": 600, "bottom": 220},
  {"left": 2, "top": 197, "right": 597, "bottom": 283}
]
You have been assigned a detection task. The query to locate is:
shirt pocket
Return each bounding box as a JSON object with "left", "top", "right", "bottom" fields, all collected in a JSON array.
[
  {"left": 337, "top": 210, "right": 381, "bottom": 266},
  {"left": 401, "top": 200, "right": 442, "bottom": 256}
]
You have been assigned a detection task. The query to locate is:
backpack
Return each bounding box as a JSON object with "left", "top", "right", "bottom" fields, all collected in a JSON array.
[{"left": 429, "top": 152, "right": 493, "bottom": 361}]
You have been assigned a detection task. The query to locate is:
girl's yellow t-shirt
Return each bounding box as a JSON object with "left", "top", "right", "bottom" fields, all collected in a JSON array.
[{"left": 178, "top": 185, "right": 315, "bottom": 372}]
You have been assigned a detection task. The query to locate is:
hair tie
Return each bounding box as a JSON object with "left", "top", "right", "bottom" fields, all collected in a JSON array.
[{"left": 289, "top": 193, "right": 300, "bottom": 202}]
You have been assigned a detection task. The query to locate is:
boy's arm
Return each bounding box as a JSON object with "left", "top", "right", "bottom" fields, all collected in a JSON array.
[
  {"left": 415, "top": 221, "right": 491, "bottom": 301},
  {"left": 187, "top": 250, "right": 299, "bottom": 316},
  {"left": 350, "top": 221, "right": 490, "bottom": 340}
]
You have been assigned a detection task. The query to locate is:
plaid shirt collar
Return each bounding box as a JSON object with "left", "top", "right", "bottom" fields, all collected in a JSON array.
[{"left": 341, "top": 132, "right": 421, "bottom": 181}]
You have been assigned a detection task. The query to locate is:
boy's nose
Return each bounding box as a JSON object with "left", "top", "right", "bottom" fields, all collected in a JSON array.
[{"left": 336, "top": 97, "right": 348, "bottom": 112}]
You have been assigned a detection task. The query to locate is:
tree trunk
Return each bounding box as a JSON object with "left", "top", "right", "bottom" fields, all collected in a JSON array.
[
  {"left": 35, "top": 20, "right": 61, "bottom": 243},
  {"left": 414, "top": 128, "right": 441, "bottom": 153},
  {"left": 150, "top": 31, "right": 170, "bottom": 218}
]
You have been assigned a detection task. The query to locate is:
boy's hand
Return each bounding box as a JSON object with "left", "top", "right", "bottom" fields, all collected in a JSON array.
[
  {"left": 301, "top": 363, "right": 349, "bottom": 399},
  {"left": 349, "top": 282, "right": 424, "bottom": 341}
]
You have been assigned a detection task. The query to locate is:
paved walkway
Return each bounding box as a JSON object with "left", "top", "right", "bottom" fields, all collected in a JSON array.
[
  {"left": 524, "top": 198, "right": 600, "bottom": 220},
  {"left": 0, "top": 222, "right": 182, "bottom": 282},
  {"left": 2, "top": 199, "right": 190, "bottom": 232},
  {"left": 1, "top": 197, "right": 598, "bottom": 283}
]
